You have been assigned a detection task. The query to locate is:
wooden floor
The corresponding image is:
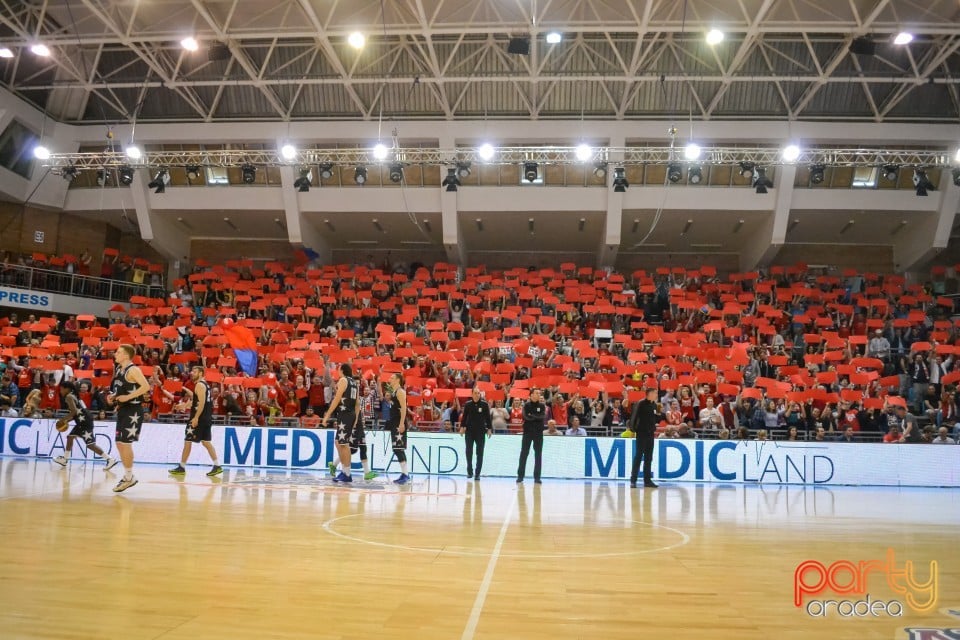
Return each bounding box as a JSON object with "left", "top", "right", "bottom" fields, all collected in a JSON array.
[{"left": 0, "top": 458, "right": 956, "bottom": 640}]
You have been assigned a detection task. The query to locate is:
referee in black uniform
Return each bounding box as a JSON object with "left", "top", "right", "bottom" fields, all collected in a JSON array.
[
  {"left": 629, "top": 387, "right": 659, "bottom": 488},
  {"left": 460, "top": 387, "right": 492, "bottom": 480}
]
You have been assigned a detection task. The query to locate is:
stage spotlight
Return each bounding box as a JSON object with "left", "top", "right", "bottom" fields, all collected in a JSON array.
[
  {"left": 882, "top": 164, "right": 899, "bottom": 182},
  {"left": 612, "top": 167, "right": 628, "bottom": 192},
  {"left": 119, "top": 166, "right": 134, "bottom": 186},
  {"left": 96, "top": 168, "right": 108, "bottom": 186},
  {"left": 684, "top": 142, "right": 701, "bottom": 160},
  {"left": 593, "top": 163, "right": 607, "bottom": 179},
  {"left": 389, "top": 163, "right": 404, "bottom": 183},
  {"left": 546, "top": 32, "right": 562, "bottom": 44},
  {"left": 667, "top": 163, "right": 683, "bottom": 183},
  {"left": 809, "top": 164, "right": 825, "bottom": 184},
  {"left": 442, "top": 167, "right": 462, "bottom": 192},
  {"left": 319, "top": 163, "right": 334, "bottom": 179},
  {"left": 913, "top": 169, "right": 935, "bottom": 197},
  {"left": 457, "top": 162, "right": 471, "bottom": 178},
  {"left": 478, "top": 143, "right": 495, "bottom": 160},
  {"left": 33, "top": 145, "right": 50, "bottom": 160},
  {"left": 523, "top": 162, "right": 539, "bottom": 182},
  {"left": 893, "top": 32, "right": 913, "bottom": 46},
  {"left": 706, "top": 29, "right": 724, "bottom": 45},
  {"left": 738, "top": 161, "right": 755, "bottom": 180},
  {"left": 125, "top": 145, "right": 142, "bottom": 160},
  {"left": 185, "top": 165, "right": 201, "bottom": 181},
  {"left": 354, "top": 166, "right": 367, "bottom": 184},
  {"left": 688, "top": 165, "right": 702, "bottom": 184},
  {"left": 61, "top": 166, "right": 78, "bottom": 182},
  {"left": 148, "top": 168, "right": 170, "bottom": 194},
  {"left": 293, "top": 167, "right": 312, "bottom": 192},
  {"left": 575, "top": 144, "right": 592, "bottom": 161},
  {"left": 280, "top": 144, "right": 297, "bottom": 160},
  {"left": 753, "top": 167, "right": 773, "bottom": 194},
  {"left": 241, "top": 164, "right": 256, "bottom": 184}
]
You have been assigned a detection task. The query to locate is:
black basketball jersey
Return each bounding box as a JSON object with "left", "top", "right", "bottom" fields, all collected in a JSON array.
[
  {"left": 111, "top": 363, "right": 140, "bottom": 405},
  {"left": 389, "top": 389, "right": 404, "bottom": 426},
  {"left": 191, "top": 380, "right": 214, "bottom": 424},
  {"left": 339, "top": 377, "right": 358, "bottom": 415},
  {"left": 67, "top": 392, "right": 93, "bottom": 427}
]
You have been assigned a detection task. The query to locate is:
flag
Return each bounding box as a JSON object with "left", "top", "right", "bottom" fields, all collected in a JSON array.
[{"left": 222, "top": 319, "right": 258, "bottom": 377}]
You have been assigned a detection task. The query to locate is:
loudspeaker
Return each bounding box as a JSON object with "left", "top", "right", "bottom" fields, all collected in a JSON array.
[{"left": 507, "top": 37, "right": 530, "bottom": 55}]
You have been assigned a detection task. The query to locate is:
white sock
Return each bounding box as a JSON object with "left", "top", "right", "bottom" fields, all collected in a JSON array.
[
  {"left": 123, "top": 471, "right": 133, "bottom": 481},
  {"left": 362, "top": 458, "right": 370, "bottom": 473},
  {"left": 211, "top": 457, "right": 219, "bottom": 466},
  {"left": 99, "top": 452, "right": 108, "bottom": 459},
  {"left": 63, "top": 451, "right": 70, "bottom": 459},
  {"left": 400, "top": 461, "right": 408, "bottom": 475}
]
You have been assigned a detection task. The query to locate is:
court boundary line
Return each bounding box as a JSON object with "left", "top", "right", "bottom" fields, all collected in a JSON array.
[{"left": 461, "top": 490, "right": 516, "bottom": 640}]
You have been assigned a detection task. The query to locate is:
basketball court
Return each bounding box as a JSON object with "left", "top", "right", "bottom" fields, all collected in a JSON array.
[{"left": 0, "top": 457, "right": 955, "bottom": 639}]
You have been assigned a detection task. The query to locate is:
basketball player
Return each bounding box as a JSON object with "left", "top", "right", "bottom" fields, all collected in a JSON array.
[
  {"left": 385, "top": 372, "right": 409, "bottom": 485},
  {"left": 52, "top": 380, "right": 119, "bottom": 470},
  {"left": 168, "top": 367, "right": 222, "bottom": 477},
  {"left": 327, "top": 373, "right": 377, "bottom": 480},
  {"left": 323, "top": 363, "right": 361, "bottom": 483},
  {"left": 107, "top": 344, "right": 150, "bottom": 493},
  {"left": 629, "top": 387, "right": 660, "bottom": 488}
]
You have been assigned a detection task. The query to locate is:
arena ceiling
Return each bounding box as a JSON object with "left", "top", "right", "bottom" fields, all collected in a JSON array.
[{"left": 2, "top": 0, "right": 960, "bottom": 124}]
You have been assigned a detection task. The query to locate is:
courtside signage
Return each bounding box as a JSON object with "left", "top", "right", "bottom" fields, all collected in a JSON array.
[{"left": 1, "top": 419, "right": 958, "bottom": 487}]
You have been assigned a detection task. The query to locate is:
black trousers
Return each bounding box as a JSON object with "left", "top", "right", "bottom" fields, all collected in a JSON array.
[
  {"left": 517, "top": 429, "right": 543, "bottom": 480},
  {"left": 629, "top": 433, "right": 655, "bottom": 484},
  {"left": 464, "top": 430, "right": 486, "bottom": 476}
]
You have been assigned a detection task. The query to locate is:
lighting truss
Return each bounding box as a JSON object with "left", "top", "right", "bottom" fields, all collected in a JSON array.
[{"left": 40, "top": 146, "right": 956, "bottom": 170}]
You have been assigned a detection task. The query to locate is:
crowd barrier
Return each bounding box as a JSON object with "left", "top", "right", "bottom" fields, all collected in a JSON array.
[{"left": 0, "top": 418, "right": 956, "bottom": 487}]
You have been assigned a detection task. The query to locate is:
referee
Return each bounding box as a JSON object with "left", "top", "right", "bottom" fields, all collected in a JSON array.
[
  {"left": 459, "top": 387, "right": 492, "bottom": 480},
  {"left": 628, "top": 387, "right": 659, "bottom": 489}
]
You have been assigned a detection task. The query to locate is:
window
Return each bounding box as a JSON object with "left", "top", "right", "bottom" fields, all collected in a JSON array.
[
  {"left": 851, "top": 166, "right": 878, "bottom": 188},
  {"left": 205, "top": 166, "right": 229, "bottom": 185},
  {"left": 0, "top": 120, "right": 38, "bottom": 179}
]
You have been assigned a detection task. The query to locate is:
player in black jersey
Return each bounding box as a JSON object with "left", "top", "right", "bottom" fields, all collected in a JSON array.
[
  {"left": 52, "top": 380, "right": 119, "bottom": 470},
  {"left": 107, "top": 344, "right": 150, "bottom": 492},
  {"left": 169, "top": 366, "right": 222, "bottom": 477},
  {"left": 322, "top": 363, "right": 361, "bottom": 483},
  {"left": 386, "top": 372, "right": 409, "bottom": 485}
]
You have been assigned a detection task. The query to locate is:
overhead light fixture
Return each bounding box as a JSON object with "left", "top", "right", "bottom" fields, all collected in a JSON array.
[
  {"left": 578, "top": 217, "right": 586, "bottom": 231},
  {"left": 788, "top": 219, "right": 800, "bottom": 232},
  {"left": 593, "top": 163, "right": 607, "bottom": 179},
  {"left": 32, "top": 145, "right": 50, "bottom": 160},
  {"left": 612, "top": 167, "right": 628, "bottom": 192},
  {"left": 181, "top": 37, "right": 199, "bottom": 52},
  {"left": 546, "top": 32, "right": 562, "bottom": 44},
  {"left": 706, "top": 29, "right": 724, "bottom": 45},
  {"left": 96, "top": 168, "right": 108, "bottom": 186},
  {"left": 575, "top": 144, "right": 592, "bottom": 161},
  {"left": 422, "top": 219, "right": 432, "bottom": 232},
  {"left": 223, "top": 217, "right": 238, "bottom": 231},
  {"left": 60, "top": 166, "right": 78, "bottom": 182},
  {"left": 373, "top": 143, "right": 389, "bottom": 161},
  {"left": 893, "top": 32, "right": 914, "bottom": 45},
  {"left": 280, "top": 144, "right": 297, "bottom": 161},
  {"left": 684, "top": 142, "right": 701, "bottom": 160},
  {"left": 324, "top": 219, "right": 336, "bottom": 232},
  {"left": 475, "top": 218, "right": 483, "bottom": 232},
  {"left": 293, "top": 167, "right": 312, "bottom": 192},
  {"left": 30, "top": 44, "right": 50, "bottom": 57},
  {"left": 738, "top": 161, "right": 755, "bottom": 180},
  {"left": 682, "top": 220, "right": 693, "bottom": 235},
  {"left": 955, "top": 148, "right": 960, "bottom": 164},
  {"left": 528, "top": 218, "right": 535, "bottom": 234},
  {"left": 241, "top": 164, "right": 257, "bottom": 184},
  {"left": 733, "top": 219, "right": 745, "bottom": 234},
  {"left": 809, "top": 164, "right": 825, "bottom": 184},
  {"left": 688, "top": 165, "right": 703, "bottom": 184},
  {"left": 185, "top": 165, "right": 201, "bottom": 181},
  {"left": 125, "top": 145, "right": 142, "bottom": 160},
  {"left": 389, "top": 163, "right": 404, "bottom": 183},
  {"left": 913, "top": 168, "right": 934, "bottom": 196},
  {"left": 372, "top": 219, "right": 384, "bottom": 233},
  {"left": 478, "top": 143, "right": 495, "bottom": 160},
  {"left": 457, "top": 162, "right": 471, "bottom": 178},
  {"left": 753, "top": 167, "right": 773, "bottom": 194},
  {"left": 523, "top": 162, "right": 539, "bottom": 182},
  {"left": 782, "top": 144, "right": 801, "bottom": 162},
  {"left": 118, "top": 166, "right": 134, "bottom": 186},
  {"left": 666, "top": 163, "right": 683, "bottom": 183},
  {"left": 319, "top": 163, "right": 334, "bottom": 179},
  {"left": 0, "top": 48, "right": 13, "bottom": 59},
  {"left": 840, "top": 220, "right": 855, "bottom": 234},
  {"left": 348, "top": 32, "right": 365, "bottom": 49},
  {"left": 274, "top": 217, "right": 286, "bottom": 230},
  {"left": 952, "top": 168, "right": 960, "bottom": 187},
  {"left": 891, "top": 220, "right": 908, "bottom": 235},
  {"left": 148, "top": 169, "right": 169, "bottom": 194},
  {"left": 442, "top": 167, "right": 462, "bottom": 192},
  {"left": 882, "top": 164, "right": 899, "bottom": 182},
  {"left": 354, "top": 166, "right": 367, "bottom": 184},
  {"left": 631, "top": 219, "right": 640, "bottom": 233}
]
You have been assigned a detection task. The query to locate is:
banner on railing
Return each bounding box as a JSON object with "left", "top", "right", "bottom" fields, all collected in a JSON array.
[
  {"left": 0, "top": 286, "right": 51, "bottom": 310},
  {"left": 0, "top": 284, "right": 118, "bottom": 316},
  {"left": 0, "top": 419, "right": 957, "bottom": 487}
]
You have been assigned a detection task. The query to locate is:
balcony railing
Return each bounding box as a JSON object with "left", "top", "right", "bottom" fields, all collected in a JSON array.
[{"left": 0, "top": 263, "right": 166, "bottom": 304}]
